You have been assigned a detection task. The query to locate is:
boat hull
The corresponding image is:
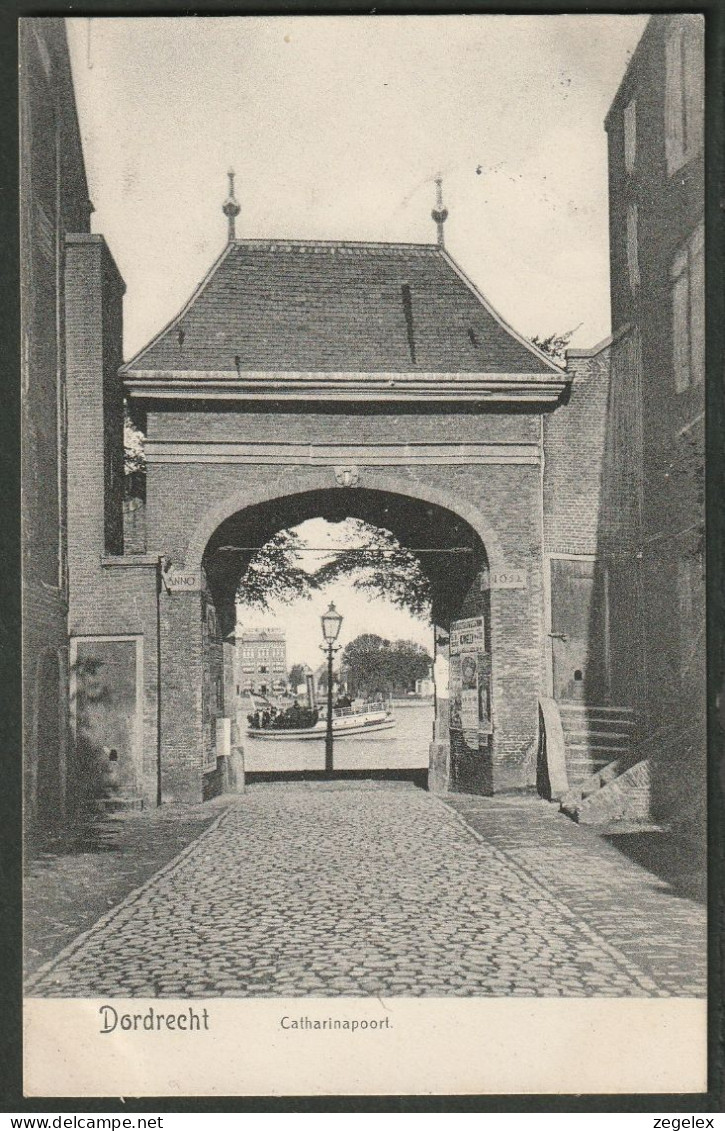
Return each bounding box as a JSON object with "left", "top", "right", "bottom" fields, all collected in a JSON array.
[{"left": 247, "top": 715, "right": 396, "bottom": 741}]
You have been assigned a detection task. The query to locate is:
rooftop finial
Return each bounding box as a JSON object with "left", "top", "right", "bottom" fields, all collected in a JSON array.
[
  {"left": 222, "top": 168, "right": 241, "bottom": 242},
  {"left": 431, "top": 175, "right": 448, "bottom": 248}
]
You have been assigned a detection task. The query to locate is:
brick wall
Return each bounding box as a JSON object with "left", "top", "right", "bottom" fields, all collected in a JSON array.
[
  {"left": 158, "top": 590, "right": 203, "bottom": 803},
  {"left": 150, "top": 409, "right": 541, "bottom": 446},
  {"left": 65, "top": 237, "right": 125, "bottom": 559},
  {"left": 595, "top": 328, "right": 646, "bottom": 709},
  {"left": 543, "top": 342, "right": 611, "bottom": 558},
  {"left": 20, "top": 20, "right": 93, "bottom": 829},
  {"left": 65, "top": 235, "right": 160, "bottom": 806},
  {"left": 604, "top": 15, "right": 706, "bottom": 824}
]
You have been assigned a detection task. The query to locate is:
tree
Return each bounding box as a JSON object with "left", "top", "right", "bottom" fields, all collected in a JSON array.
[
  {"left": 386, "top": 639, "right": 433, "bottom": 692},
  {"left": 123, "top": 402, "right": 146, "bottom": 500},
  {"left": 123, "top": 402, "right": 145, "bottom": 476},
  {"left": 342, "top": 634, "right": 432, "bottom": 698},
  {"left": 313, "top": 520, "right": 431, "bottom": 617},
  {"left": 237, "top": 529, "right": 316, "bottom": 610},
  {"left": 288, "top": 663, "right": 307, "bottom": 690},
  {"left": 317, "top": 667, "right": 340, "bottom": 694},
  {"left": 529, "top": 326, "right": 580, "bottom": 365},
  {"left": 234, "top": 518, "right": 431, "bottom": 617}
]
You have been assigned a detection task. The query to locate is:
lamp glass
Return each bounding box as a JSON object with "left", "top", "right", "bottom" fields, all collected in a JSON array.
[{"left": 321, "top": 602, "right": 343, "bottom": 643}]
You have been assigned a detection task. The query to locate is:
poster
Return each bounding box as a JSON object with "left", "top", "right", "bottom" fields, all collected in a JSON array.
[
  {"left": 450, "top": 617, "right": 487, "bottom": 740},
  {"left": 461, "top": 652, "right": 479, "bottom": 734},
  {"left": 450, "top": 616, "right": 486, "bottom": 654}
]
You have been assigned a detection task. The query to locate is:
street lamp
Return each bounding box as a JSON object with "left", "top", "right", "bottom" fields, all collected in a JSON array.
[{"left": 320, "top": 602, "right": 343, "bottom": 774}]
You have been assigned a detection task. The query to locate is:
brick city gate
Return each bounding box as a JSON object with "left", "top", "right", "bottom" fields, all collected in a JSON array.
[
  {"left": 63, "top": 220, "right": 616, "bottom": 810},
  {"left": 168, "top": 484, "right": 493, "bottom": 795}
]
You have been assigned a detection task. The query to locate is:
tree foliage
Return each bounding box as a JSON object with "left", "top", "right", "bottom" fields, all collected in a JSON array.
[
  {"left": 123, "top": 403, "right": 146, "bottom": 476},
  {"left": 310, "top": 520, "right": 431, "bottom": 617},
  {"left": 235, "top": 519, "right": 431, "bottom": 617},
  {"left": 288, "top": 663, "right": 308, "bottom": 690},
  {"left": 530, "top": 327, "right": 579, "bottom": 365},
  {"left": 341, "top": 633, "right": 432, "bottom": 698},
  {"left": 316, "top": 666, "right": 338, "bottom": 694},
  {"left": 237, "top": 529, "right": 314, "bottom": 610}
]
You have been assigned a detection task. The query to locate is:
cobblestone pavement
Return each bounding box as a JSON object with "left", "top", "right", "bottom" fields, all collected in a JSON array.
[
  {"left": 443, "top": 794, "right": 706, "bottom": 996},
  {"left": 26, "top": 785, "right": 706, "bottom": 998},
  {"left": 24, "top": 799, "right": 228, "bottom": 974}
]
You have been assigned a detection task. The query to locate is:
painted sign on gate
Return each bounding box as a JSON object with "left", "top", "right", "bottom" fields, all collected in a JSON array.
[
  {"left": 164, "top": 571, "right": 201, "bottom": 592},
  {"left": 483, "top": 568, "right": 528, "bottom": 590}
]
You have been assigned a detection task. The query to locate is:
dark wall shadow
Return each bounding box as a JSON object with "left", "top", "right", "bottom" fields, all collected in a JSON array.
[{"left": 602, "top": 828, "right": 706, "bottom": 904}]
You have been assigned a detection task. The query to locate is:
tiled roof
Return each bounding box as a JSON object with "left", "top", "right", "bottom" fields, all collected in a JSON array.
[{"left": 123, "top": 240, "right": 558, "bottom": 376}]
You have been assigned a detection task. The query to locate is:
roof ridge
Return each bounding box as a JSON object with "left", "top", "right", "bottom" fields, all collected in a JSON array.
[{"left": 229, "top": 238, "right": 440, "bottom": 253}]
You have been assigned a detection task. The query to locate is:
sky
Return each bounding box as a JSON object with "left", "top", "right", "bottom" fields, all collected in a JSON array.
[
  {"left": 64, "top": 15, "right": 648, "bottom": 667},
  {"left": 66, "top": 15, "right": 648, "bottom": 360}
]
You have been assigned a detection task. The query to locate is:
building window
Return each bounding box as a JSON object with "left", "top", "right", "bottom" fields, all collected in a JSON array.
[
  {"left": 626, "top": 202, "right": 640, "bottom": 293},
  {"left": 665, "top": 19, "right": 704, "bottom": 176},
  {"left": 671, "top": 223, "right": 704, "bottom": 393},
  {"left": 624, "top": 98, "right": 637, "bottom": 174}
]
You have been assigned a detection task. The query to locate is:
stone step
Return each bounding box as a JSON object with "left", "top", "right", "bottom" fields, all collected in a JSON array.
[
  {"left": 567, "top": 756, "right": 612, "bottom": 770},
  {"left": 560, "top": 712, "right": 636, "bottom": 727},
  {"left": 565, "top": 742, "right": 632, "bottom": 756},
  {"left": 568, "top": 771, "right": 612, "bottom": 784},
  {"left": 562, "top": 717, "right": 635, "bottom": 731},
  {"left": 566, "top": 759, "right": 653, "bottom": 824},
  {"left": 558, "top": 703, "right": 635, "bottom": 715},
  {"left": 561, "top": 727, "right": 634, "bottom": 743},
  {"left": 566, "top": 753, "right": 613, "bottom": 769}
]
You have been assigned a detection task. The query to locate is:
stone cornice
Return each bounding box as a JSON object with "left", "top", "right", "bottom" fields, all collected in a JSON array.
[{"left": 125, "top": 370, "right": 571, "bottom": 406}]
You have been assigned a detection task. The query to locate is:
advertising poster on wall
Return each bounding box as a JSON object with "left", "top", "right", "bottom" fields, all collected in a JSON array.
[
  {"left": 450, "top": 617, "right": 486, "bottom": 742},
  {"left": 460, "top": 651, "right": 479, "bottom": 737},
  {"left": 450, "top": 616, "right": 486, "bottom": 654},
  {"left": 449, "top": 653, "right": 462, "bottom": 731},
  {"left": 478, "top": 650, "right": 493, "bottom": 735}
]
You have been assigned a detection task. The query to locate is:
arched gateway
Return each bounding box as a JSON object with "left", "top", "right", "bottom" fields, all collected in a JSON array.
[
  {"left": 197, "top": 485, "right": 490, "bottom": 793},
  {"left": 65, "top": 208, "right": 612, "bottom": 809}
]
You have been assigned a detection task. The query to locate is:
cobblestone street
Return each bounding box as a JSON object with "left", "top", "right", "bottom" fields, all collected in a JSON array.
[{"left": 26, "top": 784, "right": 706, "bottom": 999}]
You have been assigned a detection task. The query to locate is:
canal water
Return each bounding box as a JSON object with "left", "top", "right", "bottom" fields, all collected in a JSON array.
[{"left": 243, "top": 701, "right": 434, "bottom": 773}]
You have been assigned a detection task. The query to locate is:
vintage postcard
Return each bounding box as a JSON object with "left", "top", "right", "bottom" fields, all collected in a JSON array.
[{"left": 21, "top": 14, "right": 707, "bottom": 1097}]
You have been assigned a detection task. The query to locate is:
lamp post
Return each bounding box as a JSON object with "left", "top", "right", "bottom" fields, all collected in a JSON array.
[{"left": 320, "top": 602, "right": 343, "bottom": 775}]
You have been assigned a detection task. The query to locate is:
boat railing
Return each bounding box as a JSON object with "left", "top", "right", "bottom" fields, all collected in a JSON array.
[{"left": 329, "top": 702, "right": 390, "bottom": 719}]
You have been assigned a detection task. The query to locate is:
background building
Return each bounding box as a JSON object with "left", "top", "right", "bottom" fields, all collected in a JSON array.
[
  {"left": 20, "top": 19, "right": 94, "bottom": 836},
  {"left": 599, "top": 14, "right": 705, "bottom": 825},
  {"left": 237, "top": 629, "right": 288, "bottom": 697}
]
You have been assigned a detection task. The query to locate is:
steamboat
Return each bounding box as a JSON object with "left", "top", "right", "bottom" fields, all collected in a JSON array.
[{"left": 246, "top": 702, "right": 395, "bottom": 741}]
